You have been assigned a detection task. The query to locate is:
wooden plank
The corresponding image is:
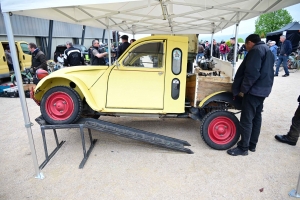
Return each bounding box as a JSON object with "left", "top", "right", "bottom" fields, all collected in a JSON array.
[{"left": 196, "top": 81, "right": 232, "bottom": 101}]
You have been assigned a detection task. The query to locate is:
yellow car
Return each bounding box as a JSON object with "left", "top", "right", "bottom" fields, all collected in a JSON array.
[{"left": 33, "top": 35, "right": 242, "bottom": 150}]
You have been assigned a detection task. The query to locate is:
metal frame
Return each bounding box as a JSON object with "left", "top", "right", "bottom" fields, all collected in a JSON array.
[{"left": 36, "top": 118, "right": 98, "bottom": 169}]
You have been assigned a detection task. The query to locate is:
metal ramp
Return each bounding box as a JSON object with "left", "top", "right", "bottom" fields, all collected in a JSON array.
[
  {"left": 77, "top": 118, "right": 193, "bottom": 153},
  {"left": 35, "top": 116, "right": 193, "bottom": 169}
]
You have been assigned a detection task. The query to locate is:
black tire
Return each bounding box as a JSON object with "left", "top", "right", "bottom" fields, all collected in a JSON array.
[
  {"left": 200, "top": 110, "right": 240, "bottom": 150},
  {"left": 40, "top": 86, "right": 82, "bottom": 124}
]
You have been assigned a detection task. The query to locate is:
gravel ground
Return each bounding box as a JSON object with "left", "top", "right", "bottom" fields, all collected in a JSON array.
[{"left": 0, "top": 69, "right": 299, "bottom": 200}]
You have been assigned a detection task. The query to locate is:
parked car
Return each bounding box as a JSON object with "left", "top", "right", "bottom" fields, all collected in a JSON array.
[
  {"left": 0, "top": 41, "right": 31, "bottom": 80},
  {"left": 53, "top": 44, "right": 89, "bottom": 63}
]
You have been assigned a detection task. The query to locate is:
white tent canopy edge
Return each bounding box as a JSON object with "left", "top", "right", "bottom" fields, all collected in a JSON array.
[{"left": 1, "top": 0, "right": 299, "bottom": 34}]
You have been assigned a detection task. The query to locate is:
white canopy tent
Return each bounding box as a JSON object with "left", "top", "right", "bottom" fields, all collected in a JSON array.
[
  {"left": 1, "top": 0, "right": 299, "bottom": 34},
  {"left": 1, "top": 0, "right": 299, "bottom": 179}
]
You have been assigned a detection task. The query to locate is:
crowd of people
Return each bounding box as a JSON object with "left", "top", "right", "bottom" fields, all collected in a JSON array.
[{"left": 196, "top": 37, "right": 243, "bottom": 63}]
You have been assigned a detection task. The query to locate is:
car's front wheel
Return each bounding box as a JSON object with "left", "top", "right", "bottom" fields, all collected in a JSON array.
[{"left": 40, "top": 86, "right": 82, "bottom": 124}]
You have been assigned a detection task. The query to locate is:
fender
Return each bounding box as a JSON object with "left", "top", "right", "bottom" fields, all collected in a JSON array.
[
  {"left": 34, "top": 75, "right": 98, "bottom": 111},
  {"left": 198, "top": 91, "right": 243, "bottom": 110}
]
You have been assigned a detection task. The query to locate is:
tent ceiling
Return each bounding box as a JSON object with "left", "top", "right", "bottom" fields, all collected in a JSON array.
[{"left": 1, "top": 0, "right": 299, "bottom": 34}]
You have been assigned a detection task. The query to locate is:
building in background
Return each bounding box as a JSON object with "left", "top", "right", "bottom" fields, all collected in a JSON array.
[{"left": 0, "top": 14, "right": 111, "bottom": 59}]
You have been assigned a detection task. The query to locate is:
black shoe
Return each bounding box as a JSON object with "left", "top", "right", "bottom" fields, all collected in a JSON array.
[
  {"left": 274, "top": 74, "right": 278, "bottom": 77},
  {"left": 275, "top": 135, "right": 297, "bottom": 146},
  {"left": 282, "top": 74, "right": 289, "bottom": 77},
  {"left": 249, "top": 148, "right": 256, "bottom": 152},
  {"left": 227, "top": 147, "right": 248, "bottom": 156}
]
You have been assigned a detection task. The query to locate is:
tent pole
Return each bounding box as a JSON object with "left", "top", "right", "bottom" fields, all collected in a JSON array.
[
  {"left": 210, "top": 31, "right": 214, "bottom": 58},
  {"left": 47, "top": 20, "right": 53, "bottom": 60},
  {"left": 102, "top": 29, "right": 106, "bottom": 43},
  {"left": 81, "top": 25, "right": 86, "bottom": 46},
  {"left": 2, "top": 12, "right": 44, "bottom": 179},
  {"left": 115, "top": 31, "right": 119, "bottom": 47},
  {"left": 232, "top": 12, "right": 240, "bottom": 80},
  {"left": 106, "top": 18, "right": 112, "bottom": 66}
]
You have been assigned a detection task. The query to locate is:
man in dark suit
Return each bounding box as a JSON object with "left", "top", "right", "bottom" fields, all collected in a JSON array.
[
  {"left": 117, "top": 35, "right": 130, "bottom": 58},
  {"left": 228, "top": 34, "right": 275, "bottom": 156}
]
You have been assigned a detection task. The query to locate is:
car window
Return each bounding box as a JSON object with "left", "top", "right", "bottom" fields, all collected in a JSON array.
[
  {"left": 123, "top": 42, "right": 164, "bottom": 68},
  {"left": 20, "top": 43, "right": 30, "bottom": 55}
]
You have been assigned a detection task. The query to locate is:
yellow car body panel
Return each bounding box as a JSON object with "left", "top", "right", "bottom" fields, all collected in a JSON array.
[
  {"left": 35, "top": 66, "right": 108, "bottom": 110},
  {"left": 35, "top": 35, "right": 189, "bottom": 114}
]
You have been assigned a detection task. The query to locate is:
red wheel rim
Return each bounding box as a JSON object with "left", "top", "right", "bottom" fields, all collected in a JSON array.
[
  {"left": 208, "top": 116, "right": 236, "bottom": 144},
  {"left": 45, "top": 92, "right": 74, "bottom": 120}
]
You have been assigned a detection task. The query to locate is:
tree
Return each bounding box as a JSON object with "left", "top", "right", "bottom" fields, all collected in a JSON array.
[
  {"left": 254, "top": 9, "right": 293, "bottom": 37},
  {"left": 238, "top": 38, "right": 244, "bottom": 43}
]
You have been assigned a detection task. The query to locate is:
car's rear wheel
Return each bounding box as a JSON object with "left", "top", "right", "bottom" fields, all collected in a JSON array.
[
  {"left": 40, "top": 86, "right": 82, "bottom": 124},
  {"left": 200, "top": 110, "right": 240, "bottom": 150}
]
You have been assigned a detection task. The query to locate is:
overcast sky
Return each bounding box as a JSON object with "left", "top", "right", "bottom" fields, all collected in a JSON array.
[{"left": 120, "top": 3, "right": 300, "bottom": 40}]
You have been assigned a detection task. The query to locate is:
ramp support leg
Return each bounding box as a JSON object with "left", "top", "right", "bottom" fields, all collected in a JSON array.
[
  {"left": 39, "top": 127, "right": 65, "bottom": 170},
  {"left": 79, "top": 126, "right": 97, "bottom": 169}
]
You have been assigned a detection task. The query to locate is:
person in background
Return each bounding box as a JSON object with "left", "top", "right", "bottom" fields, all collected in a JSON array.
[
  {"left": 238, "top": 44, "right": 247, "bottom": 59},
  {"left": 219, "top": 41, "right": 229, "bottom": 61},
  {"left": 274, "top": 35, "right": 292, "bottom": 77},
  {"left": 130, "top": 39, "right": 136, "bottom": 44},
  {"left": 275, "top": 95, "right": 300, "bottom": 146},
  {"left": 90, "top": 39, "right": 108, "bottom": 65},
  {"left": 4, "top": 45, "right": 13, "bottom": 71},
  {"left": 63, "top": 41, "right": 84, "bottom": 66},
  {"left": 196, "top": 42, "right": 205, "bottom": 62},
  {"left": 117, "top": 35, "right": 130, "bottom": 58},
  {"left": 228, "top": 34, "right": 274, "bottom": 156},
  {"left": 28, "top": 42, "right": 47, "bottom": 73},
  {"left": 227, "top": 37, "right": 240, "bottom": 62},
  {"left": 212, "top": 40, "right": 220, "bottom": 59},
  {"left": 269, "top": 41, "right": 278, "bottom": 62}
]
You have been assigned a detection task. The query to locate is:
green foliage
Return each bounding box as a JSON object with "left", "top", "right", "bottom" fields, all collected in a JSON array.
[
  {"left": 225, "top": 40, "right": 231, "bottom": 47},
  {"left": 238, "top": 38, "right": 244, "bottom": 43},
  {"left": 254, "top": 9, "right": 293, "bottom": 37}
]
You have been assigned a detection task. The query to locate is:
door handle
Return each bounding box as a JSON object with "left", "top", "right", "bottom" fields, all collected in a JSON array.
[
  {"left": 23, "top": 55, "right": 25, "bottom": 60},
  {"left": 158, "top": 72, "right": 164, "bottom": 75},
  {"left": 3, "top": 56, "right": 6, "bottom": 62}
]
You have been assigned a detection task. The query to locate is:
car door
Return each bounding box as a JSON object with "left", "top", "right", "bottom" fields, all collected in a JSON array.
[
  {"left": 106, "top": 41, "right": 166, "bottom": 110},
  {"left": 18, "top": 42, "right": 32, "bottom": 70},
  {"left": 0, "top": 43, "right": 9, "bottom": 77}
]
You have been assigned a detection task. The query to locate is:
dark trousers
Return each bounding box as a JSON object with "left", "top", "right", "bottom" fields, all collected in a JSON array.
[
  {"left": 237, "top": 93, "right": 265, "bottom": 151},
  {"left": 8, "top": 64, "right": 14, "bottom": 71},
  {"left": 287, "top": 104, "right": 300, "bottom": 142}
]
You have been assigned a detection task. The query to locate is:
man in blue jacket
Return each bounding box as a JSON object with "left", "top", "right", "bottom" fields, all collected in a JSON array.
[
  {"left": 275, "top": 95, "right": 300, "bottom": 146},
  {"left": 274, "top": 35, "right": 292, "bottom": 77},
  {"left": 227, "top": 34, "right": 275, "bottom": 156}
]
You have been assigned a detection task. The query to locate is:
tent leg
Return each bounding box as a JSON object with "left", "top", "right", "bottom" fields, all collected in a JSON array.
[
  {"left": 47, "top": 20, "right": 53, "bottom": 60},
  {"left": 81, "top": 25, "right": 86, "bottom": 46},
  {"left": 102, "top": 29, "right": 106, "bottom": 43},
  {"left": 106, "top": 18, "right": 112, "bottom": 66},
  {"left": 115, "top": 31, "right": 119, "bottom": 47},
  {"left": 210, "top": 32, "right": 214, "bottom": 58},
  {"left": 232, "top": 12, "right": 240, "bottom": 80},
  {"left": 2, "top": 12, "right": 44, "bottom": 180}
]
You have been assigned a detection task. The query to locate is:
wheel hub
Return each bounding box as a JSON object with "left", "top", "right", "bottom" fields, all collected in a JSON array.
[
  {"left": 45, "top": 92, "right": 74, "bottom": 120},
  {"left": 208, "top": 116, "right": 236, "bottom": 144}
]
